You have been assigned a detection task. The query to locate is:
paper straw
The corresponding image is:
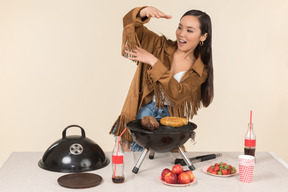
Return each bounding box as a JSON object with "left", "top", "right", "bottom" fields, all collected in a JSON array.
[
  {"left": 116, "top": 128, "right": 127, "bottom": 156},
  {"left": 119, "top": 127, "right": 127, "bottom": 138},
  {"left": 250, "top": 110, "right": 252, "bottom": 140},
  {"left": 113, "top": 128, "right": 127, "bottom": 178}
]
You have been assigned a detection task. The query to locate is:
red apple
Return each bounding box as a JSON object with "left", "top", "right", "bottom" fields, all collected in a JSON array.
[
  {"left": 178, "top": 172, "right": 191, "bottom": 184},
  {"left": 161, "top": 168, "right": 171, "bottom": 180},
  {"left": 185, "top": 170, "right": 194, "bottom": 181},
  {"left": 172, "top": 164, "right": 183, "bottom": 175},
  {"left": 164, "top": 172, "right": 178, "bottom": 184}
]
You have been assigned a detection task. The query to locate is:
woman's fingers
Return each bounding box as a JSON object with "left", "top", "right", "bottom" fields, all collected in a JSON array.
[
  {"left": 156, "top": 10, "right": 172, "bottom": 19},
  {"left": 124, "top": 47, "right": 158, "bottom": 66},
  {"left": 150, "top": 12, "right": 172, "bottom": 19},
  {"left": 145, "top": 6, "right": 172, "bottom": 19},
  {"left": 162, "top": 14, "right": 172, "bottom": 19},
  {"left": 125, "top": 47, "right": 140, "bottom": 60},
  {"left": 125, "top": 49, "right": 136, "bottom": 56}
]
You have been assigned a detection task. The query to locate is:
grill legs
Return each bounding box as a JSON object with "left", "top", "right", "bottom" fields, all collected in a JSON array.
[
  {"left": 132, "top": 148, "right": 149, "bottom": 174},
  {"left": 132, "top": 146, "right": 195, "bottom": 174},
  {"left": 148, "top": 151, "right": 155, "bottom": 159},
  {"left": 177, "top": 146, "right": 195, "bottom": 171}
]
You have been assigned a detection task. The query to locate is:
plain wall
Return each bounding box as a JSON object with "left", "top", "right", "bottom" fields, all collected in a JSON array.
[{"left": 1, "top": 0, "right": 288, "bottom": 166}]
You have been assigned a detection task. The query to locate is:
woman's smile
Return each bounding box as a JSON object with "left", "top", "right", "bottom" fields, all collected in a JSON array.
[{"left": 178, "top": 39, "right": 187, "bottom": 47}]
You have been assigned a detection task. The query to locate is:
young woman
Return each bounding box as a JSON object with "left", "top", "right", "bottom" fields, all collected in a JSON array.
[{"left": 110, "top": 6, "right": 214, "bottom": 151}]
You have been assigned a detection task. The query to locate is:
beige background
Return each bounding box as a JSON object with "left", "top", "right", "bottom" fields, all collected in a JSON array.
[{"left": 1, "top": 0, "right": 287, "bottom": 166}]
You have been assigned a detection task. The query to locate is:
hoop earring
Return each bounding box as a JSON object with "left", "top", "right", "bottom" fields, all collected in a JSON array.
[{"left": 199, "top": 41, "right": 204, "bottom": 46}]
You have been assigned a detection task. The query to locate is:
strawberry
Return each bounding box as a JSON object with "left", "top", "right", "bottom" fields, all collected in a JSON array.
[
  {"left": 214, "top": 166, "right": 219, "bottom": 172},
  {"left": 212, "top": 171, "right": 218, "bottom": 175},
  {"left": 221, "top": 169, "right": 228, "bottom": 175},
  {"left": 207, "top": 166, "right": 213, "bottom": 173},
  {"left": 231, "top": 167, "right": 236, "bottom": 174}
]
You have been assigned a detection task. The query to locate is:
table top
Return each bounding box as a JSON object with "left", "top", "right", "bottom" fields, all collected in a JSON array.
[{"left": 0, "top": 152, "right": 288, "bottom": 192}]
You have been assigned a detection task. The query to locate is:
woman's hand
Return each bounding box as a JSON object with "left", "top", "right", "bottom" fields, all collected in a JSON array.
[
  {"left": 125, "top": 46, "right": 158, "bottom": 67},
  {"left": 139, "top": 6, "right": 172, "bottom": 19}
]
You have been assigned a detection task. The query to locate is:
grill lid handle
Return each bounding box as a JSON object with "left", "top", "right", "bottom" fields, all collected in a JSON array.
[{"left": 62, "top": 125, "right": 86, "bottom": 139}]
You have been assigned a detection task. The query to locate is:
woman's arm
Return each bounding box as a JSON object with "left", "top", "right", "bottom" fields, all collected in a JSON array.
[{"left": 122, "top": 7, "right": 171, "bottom": 57}]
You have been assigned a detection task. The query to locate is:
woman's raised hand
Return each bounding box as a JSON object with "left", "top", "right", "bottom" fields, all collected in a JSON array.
[{"left": 139, "top": 6, "right": 172, "bottom": 19}]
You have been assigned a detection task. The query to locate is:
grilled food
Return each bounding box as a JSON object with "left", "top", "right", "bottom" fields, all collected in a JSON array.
[
  {"left": 160, "top": 117, "right": 188, "bottom": 127},
  {"left": 140, "top": 116, "right": 159, "bottom": 130}
]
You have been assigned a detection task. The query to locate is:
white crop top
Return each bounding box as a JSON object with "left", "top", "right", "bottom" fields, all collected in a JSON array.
[{"left": 173, "top": 71, "right": 186, "bottom": 82}]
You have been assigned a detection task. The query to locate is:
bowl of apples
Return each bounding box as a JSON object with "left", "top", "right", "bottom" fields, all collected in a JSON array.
[{"left": 160, "top": 164, "right": 196, "bottom": 187}]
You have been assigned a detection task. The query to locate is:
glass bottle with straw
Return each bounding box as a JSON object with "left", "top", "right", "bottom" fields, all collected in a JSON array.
[
  {"left": 244, "top": 110, "right": 256, "bottom": 157},
  {"left": 112, "top": 128, "right": 126, "bottom": 183}
]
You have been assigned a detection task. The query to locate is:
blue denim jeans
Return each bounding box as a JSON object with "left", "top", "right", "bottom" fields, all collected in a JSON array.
[
  {"left": 136, "top": 100, "right": 170, "bottom": 119},
  {"left": 130, "top": 100, "right": 170, "bottom": 151}
]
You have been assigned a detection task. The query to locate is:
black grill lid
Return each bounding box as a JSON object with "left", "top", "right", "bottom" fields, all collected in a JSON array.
[{"left": 38, "top": 125, "right": 110, "bottom": 173}]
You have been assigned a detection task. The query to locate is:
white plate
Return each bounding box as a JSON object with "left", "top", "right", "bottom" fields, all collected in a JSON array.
[
  {"left": 202, "top": 166, "right": 239, "bottom": 177},
  {"left": 159, "top": 176, "right": 197, "bottom": 187}
]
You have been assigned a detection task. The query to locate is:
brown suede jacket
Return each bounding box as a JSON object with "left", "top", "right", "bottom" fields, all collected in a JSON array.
[{"left": 110, "top": 7, "right": 208, "bottom": 142}]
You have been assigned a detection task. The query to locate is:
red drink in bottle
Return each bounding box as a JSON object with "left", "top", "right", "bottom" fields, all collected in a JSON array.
[
  {"left": 244, "top": 123, "right": 256, "bottom": 157},
  {"left": 112, "top": 136, "right": 125, "bottom": 183}
]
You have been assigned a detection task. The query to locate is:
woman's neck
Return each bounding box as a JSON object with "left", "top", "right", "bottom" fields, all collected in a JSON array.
[
  {"left": 174, "top": 49, "right": 196, "bottom": 62},
  {"left": 170, "top": 49, "right": 197, "bottom": 75}
]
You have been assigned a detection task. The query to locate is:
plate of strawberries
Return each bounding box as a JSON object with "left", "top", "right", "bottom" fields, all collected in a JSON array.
[{"left": 203, "top": 162, "right": 239, "bottom": 177}]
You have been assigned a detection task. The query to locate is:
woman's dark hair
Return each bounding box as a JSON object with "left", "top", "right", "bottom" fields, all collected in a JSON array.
[{"left": 181, "top": 10, "right": 214, "bottom": 107}]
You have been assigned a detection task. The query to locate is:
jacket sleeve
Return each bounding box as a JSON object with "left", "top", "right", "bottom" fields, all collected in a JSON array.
[
  {"left": 122, "top": 7, "right": 165, "bottom": 55},
  {"left": 147, "top": 60, "right": 208, "bottom": 103}
]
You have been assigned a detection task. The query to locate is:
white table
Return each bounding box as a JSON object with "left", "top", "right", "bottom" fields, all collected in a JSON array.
[{"left": 0, "top": 152, "right": 288, "bottom": 192}]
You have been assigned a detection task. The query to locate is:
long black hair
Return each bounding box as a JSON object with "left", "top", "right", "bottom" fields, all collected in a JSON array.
[{"left": 181, "top": 10, "right": 214, "bottom": 107}]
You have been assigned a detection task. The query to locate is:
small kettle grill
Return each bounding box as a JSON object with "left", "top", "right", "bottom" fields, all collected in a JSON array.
[{"left": 126, "top": 119, "right": 197, "bottom": 174}]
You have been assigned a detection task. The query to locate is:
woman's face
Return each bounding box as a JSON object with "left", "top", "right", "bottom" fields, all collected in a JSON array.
[{"left": 176, "top": 15, "right": 207, "bottom": 53}]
